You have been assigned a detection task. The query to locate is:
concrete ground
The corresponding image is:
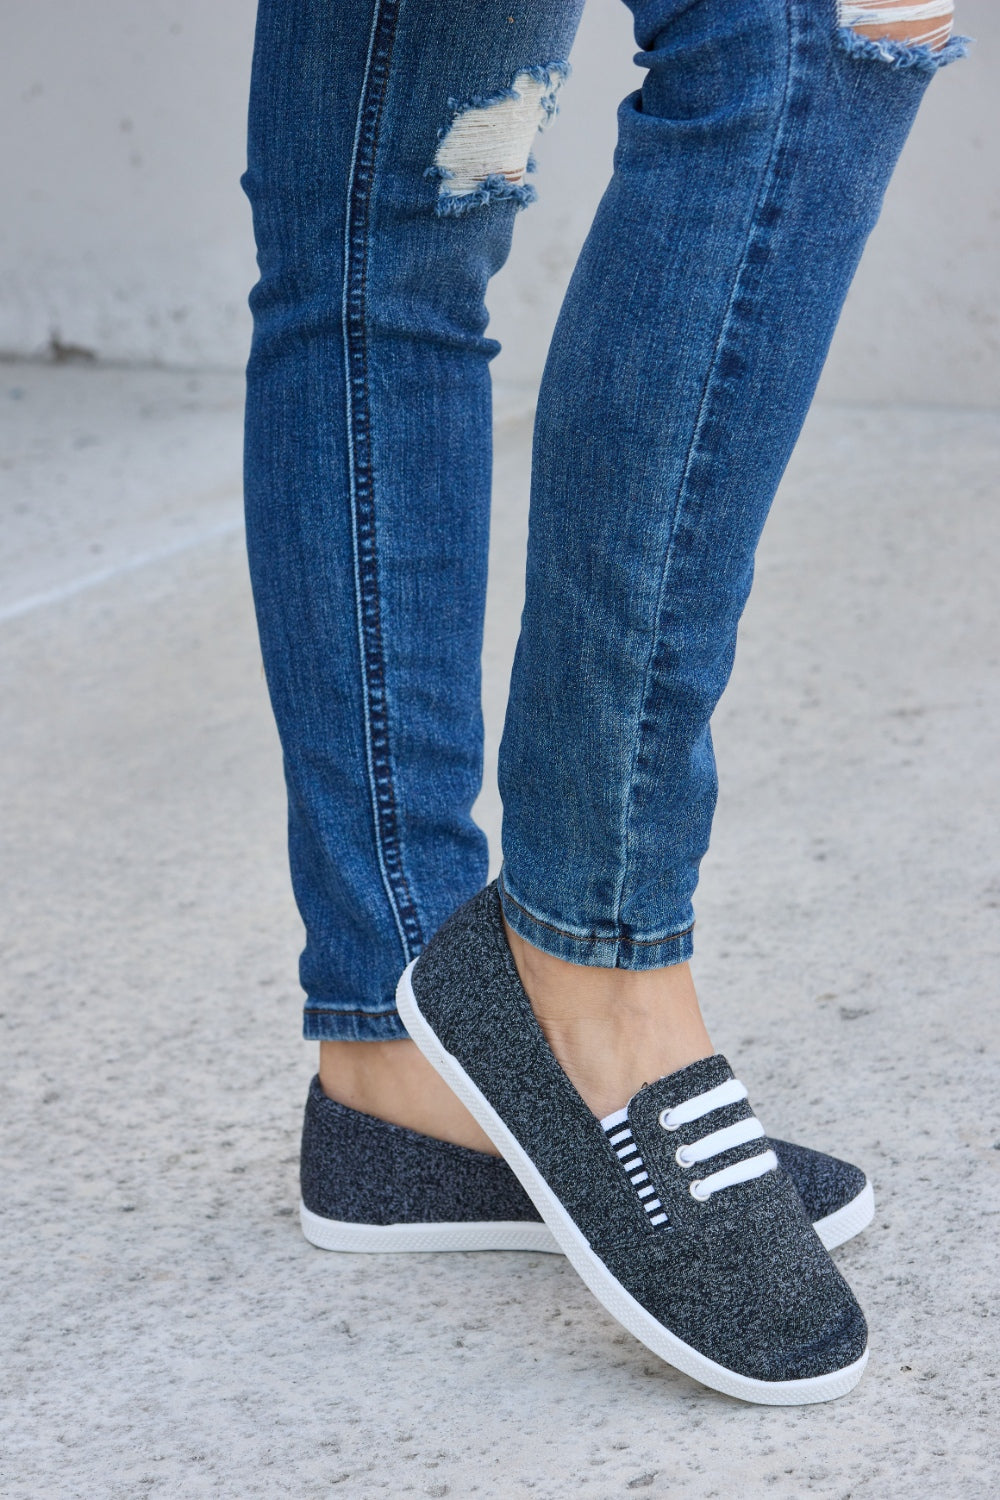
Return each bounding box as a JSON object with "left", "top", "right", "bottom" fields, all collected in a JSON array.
[{"left": 1, "top": 364, "right": 998, "bottom": 1499}]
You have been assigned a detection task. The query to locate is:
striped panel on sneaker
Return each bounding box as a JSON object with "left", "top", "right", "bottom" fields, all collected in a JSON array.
[{"left": 602, "top": 1107, "right": 669, "bottom": 1227}]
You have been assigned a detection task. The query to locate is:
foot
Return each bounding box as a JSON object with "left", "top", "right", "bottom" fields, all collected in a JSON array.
[
  {"left": 299, "top": 1076, "right": 875, "bottom": 1254},
  {"left": 395, "top": 884, "right": 869, "bottom": 1403}
]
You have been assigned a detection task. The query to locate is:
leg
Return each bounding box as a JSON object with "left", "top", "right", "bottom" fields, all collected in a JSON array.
[
  {"left": 242, "top": 0, "right": 584, "bottom": 1145},
  {"left": 390, "top": 0, "right": 965, "bottom": 1400},
  {"left": 498, "top": 0, "right": 962, "bottom": 1114},
  {"left": 264, "top": 0, "right": 898, "bottom": 1289}
]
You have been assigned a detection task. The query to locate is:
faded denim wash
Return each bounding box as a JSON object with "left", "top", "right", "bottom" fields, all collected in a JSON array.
[{"left": 241, "top": 0, "right": 964, "bottom": 1040}]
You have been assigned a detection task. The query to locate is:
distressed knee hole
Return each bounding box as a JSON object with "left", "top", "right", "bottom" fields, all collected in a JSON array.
[
  {"left": 426, "top": 62, "right": 568, "bottom": 217},
  {"left": 838, "top": 1, "right": 958, "bottom": 63}
]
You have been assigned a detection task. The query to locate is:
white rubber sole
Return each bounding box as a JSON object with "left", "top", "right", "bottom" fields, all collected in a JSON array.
[
  {"left": 300, "top": 1179, "right": 874, "bottom": 1257},
  {"left": 814, "top": 1181, "right": 875, "bottom": 1251},
  {"left": 300, "top": 1202, "right": 559, "bottom": 1254},
  {"left": 395, "top": 959, "right": 868, "bottom": 1406}
]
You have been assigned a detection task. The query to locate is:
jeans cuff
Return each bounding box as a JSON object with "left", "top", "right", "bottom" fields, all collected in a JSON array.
[
  {"left": 303, "top": 1004, "right": 409, "bottom": 1043},
  {"left": 497, "top": 870, "right": 694, "bottom": 971}
]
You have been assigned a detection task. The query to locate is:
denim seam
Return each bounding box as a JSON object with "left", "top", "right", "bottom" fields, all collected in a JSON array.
[
  {"left": 341, "top": 0, "right": 424, "bottom": 966},
  {"left": 614, "top": 0, "right": 799, "bottom": 933},
  {"left": 499, "top": 869, "right": 695, "bottom": 949}
]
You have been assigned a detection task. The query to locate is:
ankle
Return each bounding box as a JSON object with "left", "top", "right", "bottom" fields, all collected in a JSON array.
[{"left": 503, "top": 920, "right": 714, "bottom": 1119}]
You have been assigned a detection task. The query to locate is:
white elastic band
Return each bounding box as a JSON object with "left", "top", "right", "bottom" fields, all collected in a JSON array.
[
  {"left": 691, "top": 1150, "right": 779, "bottom": 1200},
  {"left": 676, "top": 1117, "right": 766, "bottom": 1167},
  {"left": 659, "top": 1078, "right": 747, "bottom": 1129}
]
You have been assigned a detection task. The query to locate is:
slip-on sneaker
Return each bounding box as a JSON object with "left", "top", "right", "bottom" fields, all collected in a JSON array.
[
  {"left": 299, "top": 1076, "right": 873, "bottom": 1254},
  {"left": 394, "top": 883, "right": 869, "bottom": 1405}
]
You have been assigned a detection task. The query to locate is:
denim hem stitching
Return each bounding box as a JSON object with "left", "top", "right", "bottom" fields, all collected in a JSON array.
[
  {"left": 342, "top": 0, "right": 424, "bottom": 965},
  {"left": 499, "top": 871, "right": 695, "bottom": 950},
  {"left": 304, "top": 1005, "right": 400, "bottom": 1018}
]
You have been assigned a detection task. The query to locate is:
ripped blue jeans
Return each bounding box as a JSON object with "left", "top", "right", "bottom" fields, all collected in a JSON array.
[{"left": 241, "top": 0, "right": 964, "bottom": 1041}]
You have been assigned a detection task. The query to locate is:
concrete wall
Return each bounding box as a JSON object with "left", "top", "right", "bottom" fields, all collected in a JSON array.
[
  {"left": 1, "top": 2, "right": 258, "bottom": 368},
  {"left": 2, "top": 0, "right": 996, "bottom": 405}
]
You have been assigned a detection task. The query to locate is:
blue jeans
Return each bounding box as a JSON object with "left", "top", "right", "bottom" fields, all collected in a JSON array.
[{"left": 242, "top": 0, "right": 962, "bottom": 1041}]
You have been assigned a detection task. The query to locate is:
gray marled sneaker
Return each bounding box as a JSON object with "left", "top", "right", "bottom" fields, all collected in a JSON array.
[
  {"left": 299, "top": 1076, "right": 873, "bottom": 1254},
  {"left": 395, "top": 882, "right": 869, "bottom": 1405}
]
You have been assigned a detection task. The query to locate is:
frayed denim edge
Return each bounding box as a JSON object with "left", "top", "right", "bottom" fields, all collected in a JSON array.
[
  {"left": 430, "top": 172, "right": 539, "bottom": 217},
  {"left": 438, "top": 60, "right": 570, "bottom": 119},
  {"left": 836, "top": 27, "right": 972, "bottom": 74},
  {"left": 428, "top": 59, "right": 569, "bottom": 218}
]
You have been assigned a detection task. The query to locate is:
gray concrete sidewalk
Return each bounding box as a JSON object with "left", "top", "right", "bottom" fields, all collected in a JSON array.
[{"left": 1, "top": 365, "right": 998, "bottom": 1498}]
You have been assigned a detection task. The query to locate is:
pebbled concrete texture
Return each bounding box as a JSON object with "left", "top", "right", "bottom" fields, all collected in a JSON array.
[{"left": 1, "top": 365, "right": 999, "bottom": 1499}]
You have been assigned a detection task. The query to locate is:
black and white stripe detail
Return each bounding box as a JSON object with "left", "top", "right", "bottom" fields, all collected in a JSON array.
[{"left": 602, "top": 1108, "right": 668, "bottom": 1228}]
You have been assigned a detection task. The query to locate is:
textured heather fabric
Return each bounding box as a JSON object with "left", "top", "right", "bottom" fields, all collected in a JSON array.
[
  {"left": 300, "top": 1075, "right": 538, "bottom": 1225},
  {"left": 301, "top": 1075, "right": 865, "bottom": 1231},
  {"left": 409, "top": 883, "right": 867, "bottom": 1382},
  {"left": 773, "top": 1139, "right": 867, "bottom": 1223}
]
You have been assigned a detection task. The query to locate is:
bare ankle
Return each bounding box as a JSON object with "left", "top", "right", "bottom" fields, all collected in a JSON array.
[{"left": 503, "top": 918, "right": 714, "bottom": 1119}]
